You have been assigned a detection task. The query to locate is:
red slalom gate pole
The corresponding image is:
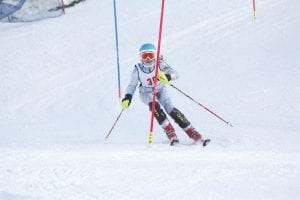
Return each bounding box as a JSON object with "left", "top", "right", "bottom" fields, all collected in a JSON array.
[
  {"left": 252, "top": 0, "right": 256, "bottom": 21},
  {"left": 148, "top": 0, "right": 165, "bottom": 145},
  {"left": 61, "top": 0, "right": 65, "bottom": 14}
]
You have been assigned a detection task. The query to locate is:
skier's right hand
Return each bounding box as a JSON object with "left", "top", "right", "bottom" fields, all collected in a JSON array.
[{"left": 121, "top": 94, "right": 132, "bottom": 109}]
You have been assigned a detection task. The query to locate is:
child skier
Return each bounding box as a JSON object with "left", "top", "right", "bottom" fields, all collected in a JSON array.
[{"left": 121, "top": 43, "right": 209, "bottom": 146}]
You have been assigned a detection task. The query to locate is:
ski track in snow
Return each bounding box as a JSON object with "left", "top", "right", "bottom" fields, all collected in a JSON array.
[{"left": 0, "top": 143, "right": 299, "bottom": 200}]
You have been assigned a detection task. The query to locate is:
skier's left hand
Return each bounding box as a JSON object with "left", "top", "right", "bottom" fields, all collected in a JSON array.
[
  {"left": 121, "top": 94, "right": 132, "bottom": 109},
  {"left": 158, "top": 70, "right": 171, "bottom": 85}
]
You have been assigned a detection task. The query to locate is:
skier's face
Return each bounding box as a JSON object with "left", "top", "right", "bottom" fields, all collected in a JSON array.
[
  {"left": 141, "top": 51, "right": 156, "bottom": 68},
  {"left": 142, "top": 58, "right": 155, "bottom": 68}
]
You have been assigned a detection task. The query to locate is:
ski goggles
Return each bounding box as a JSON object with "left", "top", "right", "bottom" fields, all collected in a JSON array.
[{"left": 141, "top": 51, "right": 156, "bottom": 61}]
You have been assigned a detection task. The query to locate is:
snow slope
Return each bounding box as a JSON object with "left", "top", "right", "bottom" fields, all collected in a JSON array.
[{"left": 0, "top": 0, "right": 299, "bottom": 199}]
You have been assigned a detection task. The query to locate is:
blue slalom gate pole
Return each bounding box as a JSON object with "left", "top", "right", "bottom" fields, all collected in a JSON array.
[{"left": 113, "top": 0, "right": 121, "bottom": 99}]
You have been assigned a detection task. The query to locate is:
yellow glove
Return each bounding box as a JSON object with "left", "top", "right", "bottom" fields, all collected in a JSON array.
[
  {"left": 121, "top": 100, "right": 130, "bottom": 109},
  {"left": 121, "top": 94, "right": 132, "bottom": 109},
  {"left": 158, "top": 70, "right": 171, "bottom": 85}
]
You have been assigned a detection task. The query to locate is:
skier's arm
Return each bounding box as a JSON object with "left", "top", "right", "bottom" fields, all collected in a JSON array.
[
  {"left": 125, "top": 67, "right": 139, "bottom": 96},
  {"left": 121, "top": 67, "right": 139, "bottom": 109},
  {"left": 159, "top": 60, "right": 178, "bottom": 81}
]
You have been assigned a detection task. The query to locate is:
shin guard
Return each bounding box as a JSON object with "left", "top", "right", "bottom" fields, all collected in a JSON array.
[
  {"left": 149, "top": 102, "right": 167, "bottom": 125},
  {"left": 170, "top": 107, "right": 191, "bottom": 128}
]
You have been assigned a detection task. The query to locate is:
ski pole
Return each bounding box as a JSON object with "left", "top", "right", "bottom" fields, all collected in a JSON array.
[
  {"left": 105, "top": 109, "right": 124, "bottom": 139},
  {"left": 170, "top": 84, "right": 233, "bottom": 127}
]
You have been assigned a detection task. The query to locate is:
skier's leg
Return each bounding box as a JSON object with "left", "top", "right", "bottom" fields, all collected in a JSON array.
[
  {"left": 169, "top": 107, "right": 202, "bottom": 142},
  {"left": 139, "top": 88, "right": 178, "bottom": 143},
  {"left": 158, "top": 87, "right": 202, "bottom": 142},
  {"left": 148, "top": 101, "right": 178, "bottom": 143}
]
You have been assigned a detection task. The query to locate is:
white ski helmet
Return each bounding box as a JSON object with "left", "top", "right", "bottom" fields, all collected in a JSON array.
[{"left": 139, "top": 43, "right": 156, "bottom": 67}]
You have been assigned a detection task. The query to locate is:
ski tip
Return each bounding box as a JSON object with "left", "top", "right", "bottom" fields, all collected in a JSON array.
[
  {"left": 170, "top": 139, "right": 180, "bottom": 146},
  {"left": 202, "top": 139, "right": 211, "bottom": 147},
  {"left": 228, "top": 122, "right": 234, "bottom": 127}
]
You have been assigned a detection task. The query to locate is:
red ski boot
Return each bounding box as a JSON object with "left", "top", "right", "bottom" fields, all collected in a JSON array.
[
  {"left": 185, "top": 126, "right": 211, "bottom": 146},
  {"left": 164, "top": 123, "right": 179, "bottom": 146},
  {"left": 185, "top": 126, "right": 202, "bottom": 142}
]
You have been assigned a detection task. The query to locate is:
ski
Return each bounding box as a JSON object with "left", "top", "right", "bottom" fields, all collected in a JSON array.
[
  {"left": 202, "top": 139, "right": 211, "bottom": 146},
  {"left": 170, "top": 138, "right": 179, "bottom": 146},
  {"left": 170, "top": 139, "right": 211, "bottom": 146}
]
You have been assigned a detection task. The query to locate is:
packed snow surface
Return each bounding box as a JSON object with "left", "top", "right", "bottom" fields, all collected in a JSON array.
[{"left": 0, "top": 0, "right": 299, "bottom": 199}]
